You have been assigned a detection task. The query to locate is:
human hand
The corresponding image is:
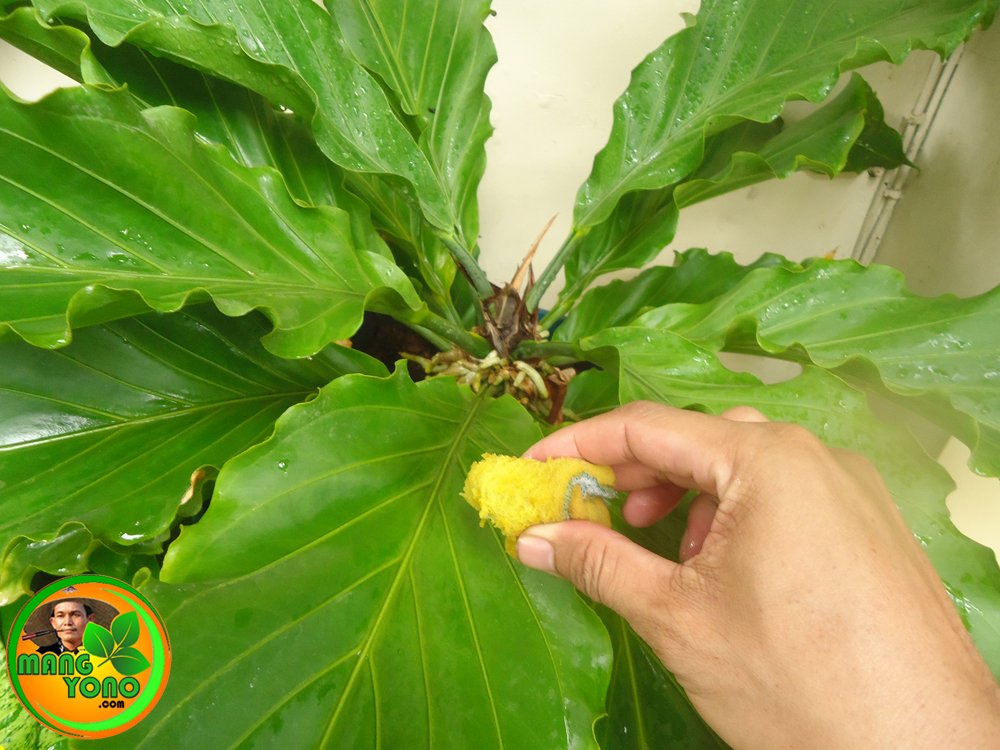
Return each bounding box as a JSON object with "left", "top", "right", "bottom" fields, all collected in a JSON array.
[{"left": 517, "top": 401, "right": 1000, "bottom": 750}]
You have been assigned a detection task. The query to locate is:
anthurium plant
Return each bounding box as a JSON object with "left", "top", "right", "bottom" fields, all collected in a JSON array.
[{"left": 1, "top": 0, "right": 999, "bottom": 747}]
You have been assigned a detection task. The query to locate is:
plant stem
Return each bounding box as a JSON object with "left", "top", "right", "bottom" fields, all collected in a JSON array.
[
  {"left": 525, "top": 229, "right": 586, "bottom": 313},
  {"left": 408, "top": 324, "right": 453, "bottom": 352},
  {"left": 393, "top": 306, "right": 490, "bottom": 358},
  {"left": 538, "top": 297, "right": 574, "bottom": 329},
  {"left": 439, "top": 292, "right": 464, "bottom": 328},
  {"left": 435, "top": 231, "right": 494, "bottom": 300},
  {"left": 410, "top": 245, "right": 464, "bottom": 328},
  {"left": 512, "top": 340, "right": 578, "bottom": 361}
]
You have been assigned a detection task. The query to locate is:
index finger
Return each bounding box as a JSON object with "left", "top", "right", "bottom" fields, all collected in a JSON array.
[{"left": 524, "top": 400, "right": 757, "bottom": 499}]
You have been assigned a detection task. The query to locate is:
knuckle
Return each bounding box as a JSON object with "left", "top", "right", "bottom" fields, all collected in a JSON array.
[
  {"left": 743, "top": 422, "right": 827, "bottom": 469},
  {"left": 725, "top": 421, "right": 829, "bottom": 505},
  {"left": 770, "top": 421, "right": 822, "bottom": 449}
]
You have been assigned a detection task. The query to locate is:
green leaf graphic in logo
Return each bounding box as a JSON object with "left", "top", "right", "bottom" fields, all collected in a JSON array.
[
  {"left": 110, "top": 646, "right": 151, "bottom": 676},
  {"left": 83, "top": 621, "right": 116, "bottom": 662},
  {"left": 84, "top": 612, "right": 150, "bottom": 675},
  {"left": 110, "top": 610, "right": 140, "bottom": 650}
]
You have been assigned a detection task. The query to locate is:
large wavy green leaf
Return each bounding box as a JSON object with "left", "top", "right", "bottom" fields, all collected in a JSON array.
[
  {"left": 563, "top": 368, "right": 620, "bottom": 422},
  {"left": 1, "top": 7, "right": 464, "bottom": 324},
  {"left": 84, "top": 31, "right": 393, "bottom": 257},
  {"left": 5, "top": 7, "right": 393, "bottom": 254},
  {"left": 0, "top": 304, "right": 384, "bottom": 605},
  {"left": 551, "top": 73, "right": 904, "bottom": 316},
  {"left": 83, "top": 369, "right": 611, "bottom": 750},
  {"left": 330, "top": 0, "right": 496, "bottom": 250},
  {"left": 344, "top": 170, "right": 463, "bottom": 320},
  {"left": 672, "top": 73, "right": 910, "bottom": 208},
  {"left": 638, "top": 260, "right": 1000, "bottom": 478},
  {"left": 0, "top": 83, "right": 423, "bottom": 355},
  {"left": 33, "top": 0, "right": 464, "bottom": 235},
  {"left": 0, "top": 4, "right": 111, "bottom": 84},
  {"left": 555, "top": 248, "right": 801, "bottom": 343},
  {"left": 572, "top": 0, "right": 995, "bottom": 230},
  {"left": 581, "top": 327, "right": 1000, "bottom": 678},
  {"left": 556, "top": 189, "right": 679, "bottom": 316}
]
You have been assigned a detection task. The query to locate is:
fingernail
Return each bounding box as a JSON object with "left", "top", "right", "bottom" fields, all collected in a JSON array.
[{"left": 517, "top": 534, "right": 555, "bottom": 573}]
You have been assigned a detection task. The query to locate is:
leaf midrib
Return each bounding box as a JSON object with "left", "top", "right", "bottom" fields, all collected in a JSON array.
[
  {"left": 1, "top": 117, "right": 359, "bottom": 288},
  {"left": 0, "top": 391, "right": 311, "bottom": 453},
  {"left": 0, "top": 396, "right": 294, "bottom": 530},
  {"left": 318, "top": 389, "right": 488, "bottom": 748},
  {"left": 0, "top": 266, "right": 368, "bottom": 293},
  {"left": 439, "top": 482, "right": 504, "bottom": 750}
]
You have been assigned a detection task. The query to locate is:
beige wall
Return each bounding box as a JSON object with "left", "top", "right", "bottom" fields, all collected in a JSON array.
[{"left": 1, "top": 3, "right": 997, "bottom": 560}]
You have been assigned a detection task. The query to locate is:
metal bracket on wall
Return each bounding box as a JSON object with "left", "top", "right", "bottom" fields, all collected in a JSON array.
[{"left": 851, "top": 44, "right": 965, "bottom": 266}]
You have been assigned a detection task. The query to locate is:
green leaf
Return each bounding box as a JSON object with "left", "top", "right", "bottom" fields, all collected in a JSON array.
[
  {"left": 344, "top": 171, "right": 462, "bottom": 318},
  {"left": 0, "top": 5, "right": 109, "bottom": 84},
  {"left": 1, "top": 639, "right": 70, "bottom": 750},
  {"left": 558, "top": 189, "right": 679, "bottom": 312},
  {"left": 581, "top": 327, "right": 1000, "bottom": 677},
  {"left": 330, "top": 0, "right": 496, "bottom": 250},
  {"left": 556, "top": 248, "right": 801, "bottom": 343},
  {"left": 573, "top": 0, "right": 994, "bottom": 230},
  {"left": 0, "top": 527, "right": 98, "bottom": 609},
  {"left": 595, "top": 610, "right": 729, "bottom": 750},
  {"left": 0, "top": 6, "right": 463, "bottom": 313},
  {"left": 109, "top": 645, "right": 150, "bottom": 675},
  {"left": 2, "top": 7, "right": 372, "bottom": 223},
  {"left": 639, "top": 260, "right": 1000, "bottom": 478},
  {"left": 85, "top": 369, "right": 611, "bottom": 749},
  {"left": 83, "top": 620, "right": 116, "bottom": 660},
  {"left": 109, "top": 610, "right": 139, "bottom": 650},
  {"left": 0, "top": 304, "right": 384, "bottom": 605},
  {"left": 85, "top": 544, "right": 161, "bottom": 585},
  {"left": 34, "top": 0, "right": 460, "bottom": 234},
  {"left": 92, "top": 612, "right": 152, "bottom": 674},
  {"left": 686, "top": 118, "right": 785, "bottom": 181},
  {"left": 0, "top": 10, "right": 472, "bottom": 333},
  {"left": 563, "top": 368, "right": 620, "bottom": 422},
  {"left": 0, "top": 83, "right": 422, "bottom": 356},
  {"left": 843, "top": 93, "right": 914, "bottom": 173},
  {"left": 550, "top": 74, "right": 901, "bottom": 315},
  {"left": 81, "top": 33, "right": 394, "bottom": 259},
  {"left": 673, "top": 73, "right": 905, "bottom": 208}
]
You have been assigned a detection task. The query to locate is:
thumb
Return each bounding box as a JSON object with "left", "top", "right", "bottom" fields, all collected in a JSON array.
[{"left": 517, "top": 520, "right": 680, "bottom": 630}]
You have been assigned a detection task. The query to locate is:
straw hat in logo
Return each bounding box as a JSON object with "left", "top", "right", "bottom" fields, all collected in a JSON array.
[{"left": 22, "top": 586, "right": 120, "bottom": 649}]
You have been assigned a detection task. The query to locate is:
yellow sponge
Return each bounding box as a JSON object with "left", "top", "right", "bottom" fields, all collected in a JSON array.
[{"left": 462, "top": 454, "right": 616, "bottom": 555}]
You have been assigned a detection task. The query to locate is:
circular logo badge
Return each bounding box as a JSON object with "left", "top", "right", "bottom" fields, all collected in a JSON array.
[{"left": 5, "top": 574, "right": 171, "bottom": 739}]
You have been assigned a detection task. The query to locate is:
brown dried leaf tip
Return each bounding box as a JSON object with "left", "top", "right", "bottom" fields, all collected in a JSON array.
[{"left": 477, "top": 215, "right": 556, "bottom": 357}]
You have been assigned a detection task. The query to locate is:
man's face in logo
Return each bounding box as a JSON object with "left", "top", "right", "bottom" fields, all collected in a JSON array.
[{"left": 50, "top": 601, "right": 89, "bottom": 650}]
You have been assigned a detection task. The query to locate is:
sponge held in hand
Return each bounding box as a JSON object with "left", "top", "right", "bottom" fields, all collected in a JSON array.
[{"left": 462, "top": 454, "right": 616, "bottom": 555}]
